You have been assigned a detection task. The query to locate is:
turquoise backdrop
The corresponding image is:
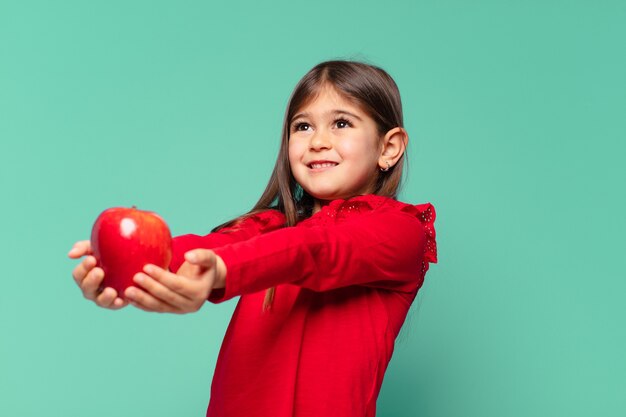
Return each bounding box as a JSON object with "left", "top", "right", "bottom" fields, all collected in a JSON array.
[{"left": 1, "top": 1, "right": 624, "bottom": 416}]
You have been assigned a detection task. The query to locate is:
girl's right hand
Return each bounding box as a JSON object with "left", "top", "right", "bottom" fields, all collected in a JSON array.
[{"left": 68, "top": 240, "right": 129, "bottom": 310}]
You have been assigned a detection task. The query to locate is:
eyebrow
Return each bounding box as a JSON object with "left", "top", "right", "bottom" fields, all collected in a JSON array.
[{"left": 291, "top": 109, "right": 364, "bottom": 123}]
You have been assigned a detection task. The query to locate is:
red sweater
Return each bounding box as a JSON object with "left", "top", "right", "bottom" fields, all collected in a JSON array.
[{"left": 169, "top": 194, "right": 437, "bottom": 417}]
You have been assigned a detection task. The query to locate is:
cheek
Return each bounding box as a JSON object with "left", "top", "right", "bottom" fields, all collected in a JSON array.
[
  {"left": 339, "top": 140, "right": 376, "bottom": 164},
  {"left": 288, "top": 141, "right": 303, "bottom": 167},
  {"left": 288, "top": 138, "right": 307, "bottom": 162},
  {"left": 288, "top": 144, "right": 295, "bottom": 164}
]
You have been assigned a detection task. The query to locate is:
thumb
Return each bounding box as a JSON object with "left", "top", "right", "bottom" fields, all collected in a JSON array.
[{"left": 184, "top": 249, "right": 216, "bottom": 267}]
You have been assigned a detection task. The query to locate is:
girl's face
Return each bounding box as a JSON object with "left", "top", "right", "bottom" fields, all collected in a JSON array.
[{"left": 288, "top": 84, "right": 383, "bottom": 212}]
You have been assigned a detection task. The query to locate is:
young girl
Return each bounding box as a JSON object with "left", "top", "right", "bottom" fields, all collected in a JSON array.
[{"left": 69, "top": 60, "right": 437, "bottom": 417}]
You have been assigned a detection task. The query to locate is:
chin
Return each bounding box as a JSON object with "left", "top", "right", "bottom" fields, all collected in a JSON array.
[{"left": 308, "top": 191, "right": 346, "bottom": 202}]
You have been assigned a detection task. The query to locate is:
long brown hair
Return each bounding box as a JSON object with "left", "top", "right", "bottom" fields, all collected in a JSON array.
[{"left": 213, "top": 60, "right": 408, "bottom": 311}]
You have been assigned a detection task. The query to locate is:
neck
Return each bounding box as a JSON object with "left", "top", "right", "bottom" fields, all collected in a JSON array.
[
  {"left": 312, "top": 193, "right": 372, "bottom": 214},
  {"left": 312, "top": 199, "right": 330, "bottom": 214}
]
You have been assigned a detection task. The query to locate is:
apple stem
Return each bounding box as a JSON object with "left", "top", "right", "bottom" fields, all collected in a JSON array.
[{"left": 132, "top": 205, "right": 137, "bottom": 209}]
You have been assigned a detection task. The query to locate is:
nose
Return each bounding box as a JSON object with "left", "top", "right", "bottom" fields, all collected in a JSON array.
[{"left": 309, "top": 130, "right": 331, "bottom": 151}]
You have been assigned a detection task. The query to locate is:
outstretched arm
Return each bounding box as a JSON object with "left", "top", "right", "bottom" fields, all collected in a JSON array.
[
  {"left": 125, "top": 203, "right": 436, "bottom": 312},
  {"left": 208, "top": 205, "right": 434, "bottom": 303},
  {"left": 122, "top": 209, "right": 285, "bottom": 313}
]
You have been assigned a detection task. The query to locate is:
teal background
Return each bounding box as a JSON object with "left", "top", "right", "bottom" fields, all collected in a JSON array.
[{"left": 1, "top": 1, "right": 624, "bottom": 416}]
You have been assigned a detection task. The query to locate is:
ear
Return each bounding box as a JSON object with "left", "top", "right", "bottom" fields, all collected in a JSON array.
[{"left": 378, "top": 127, "right": 408, "bottom": 170}]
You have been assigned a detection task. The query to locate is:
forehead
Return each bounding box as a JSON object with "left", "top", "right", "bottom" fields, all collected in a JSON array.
[{"left": 294, "top": 83, "right": 364, "bottom": 116}]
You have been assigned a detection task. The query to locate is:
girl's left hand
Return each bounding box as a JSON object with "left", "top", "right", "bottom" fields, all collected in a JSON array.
[{"left": 124, "top": 249, "right": 226, "bottom": 314}]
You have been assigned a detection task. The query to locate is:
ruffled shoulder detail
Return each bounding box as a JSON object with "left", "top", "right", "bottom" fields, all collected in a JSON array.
[
  {"left": 306, "top": 194, "right": 389, "bottom": 225},
  {"left": 400, "top": 203, "right": 437, "bottom": 266}
]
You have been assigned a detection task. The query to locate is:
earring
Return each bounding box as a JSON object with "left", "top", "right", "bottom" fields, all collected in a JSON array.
[{"left": 380, "top": 161, "right": 391, "bottom": 172}]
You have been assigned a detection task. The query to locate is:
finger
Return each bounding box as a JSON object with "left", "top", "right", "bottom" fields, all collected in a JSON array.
[
  {"left": 127, "top": 300, "right": 153, "bottom": 313},
  {"left": 68, "top": 240, "right": 92, "bottom": 258},
  {"left": 72, "top": 256, "right": 97, "bottom": 285},
  {"left": 94, "top": 287, "right": 118, "bottom": 308},
  {"left": 185, "top": 249, "right": 216, "bottom": 267},
  {"left": 133, "top": 272, "right": 191, "bottom": 308},
  {"left": 127, "top": 294, "right": 178, "bottom": 313},
  {"left": 111, "top": 297, "right": 130, "bottom": 309},
  {"left": 80, "top": 267, "right": 105, "bottom": 300},
  {"left": 143, "top": 264, "right": 196, "bottom": 300},
  {"left": 94, "top": 287, "right": 129, "bottom": 310},
  {"left": 174, "top": 261, "right": 194, "bottom": 277},
  {"left": 125, "top": 286, "right": 180, "bottom": 313},
  {"left": 128, "top": 299, "right": 169, "bottom": 313}
]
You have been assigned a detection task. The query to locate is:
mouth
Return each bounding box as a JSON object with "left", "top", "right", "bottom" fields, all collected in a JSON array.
[{"left": 308, "top": 161, "right": 339, "bottom": 170}]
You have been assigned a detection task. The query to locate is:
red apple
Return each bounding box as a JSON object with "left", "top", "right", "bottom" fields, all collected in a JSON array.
[{"left": 90, "top": 206, "right": 172, "bottom": 298}]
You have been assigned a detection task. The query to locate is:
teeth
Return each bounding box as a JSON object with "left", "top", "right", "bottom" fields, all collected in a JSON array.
[{"left": 310, "top": 162, "right": 337, "bottom": 169}]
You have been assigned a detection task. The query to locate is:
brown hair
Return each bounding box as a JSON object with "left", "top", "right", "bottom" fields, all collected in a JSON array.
[{"left": 213, "top": 60, "right": 408, "bottom": 311}]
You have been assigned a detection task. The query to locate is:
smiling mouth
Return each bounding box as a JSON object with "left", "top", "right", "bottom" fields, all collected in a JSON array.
[{"left": 308, "top": 162, "right": 338, "bottom": 169}]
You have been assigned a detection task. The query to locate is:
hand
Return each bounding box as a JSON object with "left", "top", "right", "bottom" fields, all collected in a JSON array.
[
  {"left": 124, "top": 249, "right": 226, "bottom": 314},
  {"left": 68, "top": 240, "right": 129, "bottom": 310}
]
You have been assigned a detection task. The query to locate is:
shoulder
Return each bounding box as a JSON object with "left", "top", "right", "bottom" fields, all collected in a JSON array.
[
  {"left": 300, "top": 194, "right": 435, "bottom": 230},
  {"left": 337, "top": 194, "right": 437, "bottom": 265},
  {"left": 317, "top": 194, "right": 435, "bottom": 222},
  {"left": 245, "top": 209, "right": 286, "bottom": 226},
  {"left": 222, "top": 209, "right": 286, "bottom": 234},
  {"left": 362, "top": 196, "right": 436, "bottom": 238}
]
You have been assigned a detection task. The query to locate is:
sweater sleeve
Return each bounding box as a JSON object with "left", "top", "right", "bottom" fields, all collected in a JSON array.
[
  {"left": 168, "top": 210, "right": 286, "bottom": 273},
  {"left": 209, "top": 203, "right": 437, "bottom": 303}
]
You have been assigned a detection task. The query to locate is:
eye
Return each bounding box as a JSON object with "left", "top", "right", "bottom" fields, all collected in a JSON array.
[
  {"left": 292, "top": 122, "right": 310, "bottom": 132},
  {"left": 334, "top": 118, "right": 352, "bottom": 128}
]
